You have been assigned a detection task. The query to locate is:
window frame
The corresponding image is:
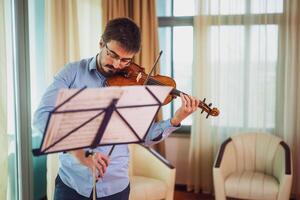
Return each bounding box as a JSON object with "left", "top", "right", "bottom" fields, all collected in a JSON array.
[
  {"left": 158, "top": 15, "right": 194, "bottom": 133},
  {"left": 11, "top": 0, "right": 34, "bottom": 199}
]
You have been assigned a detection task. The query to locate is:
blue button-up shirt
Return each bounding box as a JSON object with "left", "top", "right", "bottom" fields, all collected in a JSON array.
[{"left": 33, "top": 55, "right": 180, "bottom": 198}]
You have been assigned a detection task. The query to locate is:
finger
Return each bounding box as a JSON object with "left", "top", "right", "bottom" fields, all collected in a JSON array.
[
  {"left": 180, "top": 93, "right": 186, "bottom": 107},
  {"left": 191, "top": 96, "right": 198, "bottom": 110},
  {"left": 88, "top": 158, "right": 102, "bottom": 179},
  {"left": 189, "top": 96, "right": 195, "bottom": 108},
  {"left": 101, "top": 154, "right": 110, "bottom": 166},
  {"left": 91, "top": 156, "right": 104, "bottom": 178},
  {"left": 192, "top": 99, "right": 198, "bottom": 111},
  {"left": 97, "top": 159, "right": 107, "bottom": 173},
  {"left": 95, "top": 162, "right": 104, "bottom": 178},
  {"left": 183, "top": 95, "right": 191, "bottom": 109},
  {"left": 96, "top": 153, "right": 110, "bottom": 166}
]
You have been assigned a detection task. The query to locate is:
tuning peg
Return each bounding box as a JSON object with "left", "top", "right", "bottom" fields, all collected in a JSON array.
[
  {"left": 208, "top": 103, "right": 212, "bottom": 107},
  {"left": 201, "top": 109, "right": 204, "bottom": 114},
  {"left": 203, "top": 98, "right": 206, "bottom": 103},
  {"left": 206, "top": 113, "right": 210, "bottom": 118}
]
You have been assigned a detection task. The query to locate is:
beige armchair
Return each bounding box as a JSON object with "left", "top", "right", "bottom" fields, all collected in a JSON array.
[
  {"left": 213, "top": 133, "right": 292, "bottom": 200},
  {"left": 47, "top": 144, "right": 175, "bottom": 200}
]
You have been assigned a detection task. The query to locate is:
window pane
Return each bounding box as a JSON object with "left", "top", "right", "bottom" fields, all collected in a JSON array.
[
  {"left": 210, "top": 0, "right": 283, "bottom": 15},
  {"left": 159, "top": 27, "right": 172, "bottom": 77},
  {"left": 29, "top": 0, "right": 47, "bottom": 122},
  {"left": 210, "top": 26, "right": 245, "bottom": 127},
  {"left": 210, "top": 25, "right": 278, "bottom": 129},
  {"left": 173, "top": 0, "right": 195, "bottom": 16},
  {"left": 158, "top": 27, "right": 172, "bottom": 120},
  {"left": 173, "top": 26, "right": 193, "bottom": 125},
  {"left": 248, "top": 25, "right": 278, "bottom": 128},
  {"left": 156, "top": 0, "right": 172, "bottom": 17},
  {"left": 210, "top": 0, "right": 246, "bottom": 15},
  {"left": 251, "top": 0, "right": 283, "bottom": 14}
]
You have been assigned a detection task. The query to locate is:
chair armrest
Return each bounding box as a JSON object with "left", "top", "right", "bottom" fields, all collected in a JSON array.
[
  {"left": 213, "top": 138, "right": 236, "bottom": 200},
  {"left": 273, "top": 141, "right": 292, "bottom": 180},
  {"left": 214, "top": 138, "right": 236, "bottom": 177},
  {"left": 273, "top": 141, "right": 293, "bottom": 200}
]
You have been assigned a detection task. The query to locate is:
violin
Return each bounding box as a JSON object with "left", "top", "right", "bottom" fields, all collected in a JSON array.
[{"left": 106, "top": 62, "right": 220, "bottom": 118}]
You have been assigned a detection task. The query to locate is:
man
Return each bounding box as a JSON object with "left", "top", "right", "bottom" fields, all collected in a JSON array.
[{"left": 34, "top": 17, "right": 199, "bottom": 200}]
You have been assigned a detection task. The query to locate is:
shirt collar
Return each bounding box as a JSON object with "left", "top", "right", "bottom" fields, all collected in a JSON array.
[
  {"left": 89, "top": 54, "right": 107, "bottom": 81},
  {"left": 88, "top": 55, "right": 98, "bottom": 71}
]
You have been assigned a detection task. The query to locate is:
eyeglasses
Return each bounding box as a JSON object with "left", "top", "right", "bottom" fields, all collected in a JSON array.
[{"left": 105, "top": 44, "right": 133, "bottom": 66}]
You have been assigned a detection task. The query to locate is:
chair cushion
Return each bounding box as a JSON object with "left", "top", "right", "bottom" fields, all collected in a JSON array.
[
  {"left": 225, "top": 171, "right": 279, "bottom": 200},
  {"left": 130, "top": 176, "right": 167, "bottom": 200}
]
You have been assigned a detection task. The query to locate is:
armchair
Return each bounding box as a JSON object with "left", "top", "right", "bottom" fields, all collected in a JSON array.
[{"left": 213, "top": 133, "right": 292, "bottom": 200}]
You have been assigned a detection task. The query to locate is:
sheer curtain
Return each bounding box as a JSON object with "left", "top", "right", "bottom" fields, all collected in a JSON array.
[
  {"left": 0, "top": 0, "right": 8, "bottom": 198},
  {"left": 277, "top": 0, "right": 300, "bottom": 197},
  {"left": 45, "top": 0, "right": 102, "bottom": 79},
  {"left": 188, "top": 0, "right": 300, "bottom": 197}
]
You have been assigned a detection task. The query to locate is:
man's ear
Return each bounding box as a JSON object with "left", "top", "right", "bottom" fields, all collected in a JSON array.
[{"left": 99, "top": 40, "right": 105, "bottom": 48}]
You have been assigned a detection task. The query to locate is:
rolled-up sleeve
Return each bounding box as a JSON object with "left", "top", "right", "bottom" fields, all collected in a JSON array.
[{"left": 144, "top": 119, "right": 181, "bottom": 146}]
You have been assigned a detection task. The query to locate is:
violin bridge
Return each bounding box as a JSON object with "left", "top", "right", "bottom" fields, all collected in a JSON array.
[{"left": 136, "top": 72, "right": 142, "bottom": 83}]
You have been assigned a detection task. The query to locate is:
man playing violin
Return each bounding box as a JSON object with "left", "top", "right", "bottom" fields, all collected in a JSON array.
[{"left": 34, "top": 17, "right": 199, "bottom": 200}]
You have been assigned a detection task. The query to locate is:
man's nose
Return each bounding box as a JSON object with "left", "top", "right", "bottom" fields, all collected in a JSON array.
[{"left": 112, "top": 58, "right": 122, "bottom": 69}]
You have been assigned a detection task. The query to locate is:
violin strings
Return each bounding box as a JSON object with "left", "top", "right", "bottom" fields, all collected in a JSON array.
[
  {"left": 131, "top": 72, "right": 183, "bottom": 96},
  {"left": 129, "top": 71, "right": 212, "bottom": 111},
  {"left": 146, "top": 78, "right": 183, "bottom": 97},
  {"left": 131, "top": 72, "right": 168, "bottom": 86},
  {"left": 146, "top": 78, "right": 165, "bottom": 85}
]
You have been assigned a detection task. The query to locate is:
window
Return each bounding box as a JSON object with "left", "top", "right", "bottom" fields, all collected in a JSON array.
[
  {"left": 156, "top": 0, "right": 195, "bottom": 130},
  {"left": 157, "top": 0, "right": 283, "bottom": 131},
  {"left": 208, "top": 1, "right": 283, "bottom": 130}
]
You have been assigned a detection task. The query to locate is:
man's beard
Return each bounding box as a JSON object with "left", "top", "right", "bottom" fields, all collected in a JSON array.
[
  {"left": 97, "top": 51, "right": 118, "bottom": 77},
  {"left": 100, "top": 64, "right": 118, "bottom": 77}
]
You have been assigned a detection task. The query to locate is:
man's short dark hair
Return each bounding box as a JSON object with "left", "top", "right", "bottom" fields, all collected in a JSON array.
[{"left": 102, "top": 17, "right": 141, "bottom": 53}]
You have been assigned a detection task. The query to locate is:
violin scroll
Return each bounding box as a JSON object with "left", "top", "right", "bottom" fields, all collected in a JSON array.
[{"left": 199, "top": 98, "right": 220, "bottom": 118}]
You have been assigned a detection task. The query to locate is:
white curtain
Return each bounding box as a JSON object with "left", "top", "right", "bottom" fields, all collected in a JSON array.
[
  {"left": 45, "top": 0, "right": 102, "bottom": 80},
  {"left": 0, "top": 0, "right": 8, "bottom": 198},
  {"left": 188, "top": 0, "right": 300, "bottom": 197}
]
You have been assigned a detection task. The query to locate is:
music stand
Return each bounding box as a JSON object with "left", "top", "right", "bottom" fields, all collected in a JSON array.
[{"left": 32, "top": 85, "right": 172, "bottom": 156}]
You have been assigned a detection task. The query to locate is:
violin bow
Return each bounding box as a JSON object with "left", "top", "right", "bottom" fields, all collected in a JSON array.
[{"left": 143, "top": 50, "right": 163, "bottom": 85}]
